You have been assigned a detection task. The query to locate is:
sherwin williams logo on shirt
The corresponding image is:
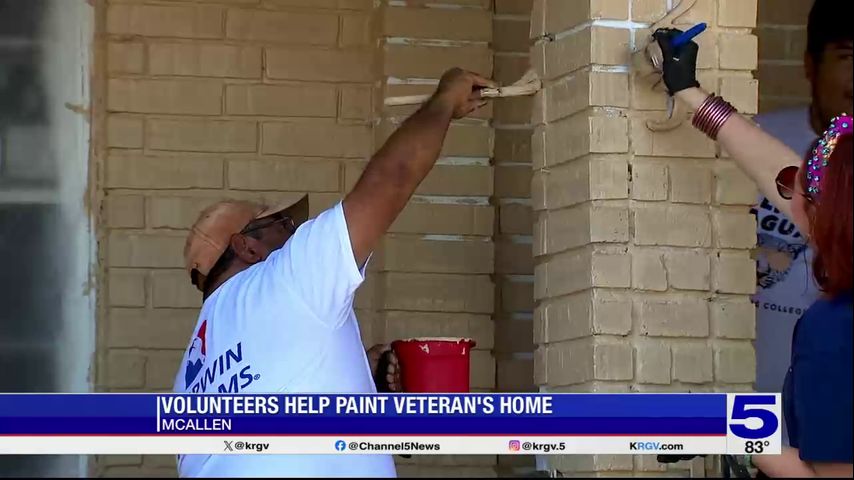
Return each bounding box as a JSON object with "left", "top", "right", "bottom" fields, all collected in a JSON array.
[{"left": 184, "top": 320, "right": 260, "bottom": 393}]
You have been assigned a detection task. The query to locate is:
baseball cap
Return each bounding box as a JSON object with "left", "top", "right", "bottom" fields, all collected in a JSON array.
[{"left": 184, "top": 194, "right": 309, "bottom": 290}]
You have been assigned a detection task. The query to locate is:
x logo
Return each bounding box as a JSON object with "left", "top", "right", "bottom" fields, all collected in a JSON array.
[{"left": 223, "top": 441, "right": 234, "bottom": 452}]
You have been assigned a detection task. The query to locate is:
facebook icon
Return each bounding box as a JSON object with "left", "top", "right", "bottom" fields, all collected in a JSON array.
[{"left": 335, "top": 440, "right": 347, "bottom": 452}]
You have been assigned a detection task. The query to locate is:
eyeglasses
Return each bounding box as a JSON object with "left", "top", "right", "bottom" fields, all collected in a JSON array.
[
  {"left": 775, "top": 165, "right": 814, "bottom": 203},
  {"left": 240, "top": 215, "right": 296, "bottom": 236}
]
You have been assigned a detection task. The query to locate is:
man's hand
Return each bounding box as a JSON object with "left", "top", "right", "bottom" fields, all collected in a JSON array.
[
  {"left": 430, "top": 68, "right": 496, "bottom": 119},
  {"left": 367, "top": 344, "right": 400, "bottom": 392}
]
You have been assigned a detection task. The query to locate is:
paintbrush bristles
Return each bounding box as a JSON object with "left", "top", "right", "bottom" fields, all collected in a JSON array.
[{"left": 383, "top": 69, "right": 542, "bottom": 107}]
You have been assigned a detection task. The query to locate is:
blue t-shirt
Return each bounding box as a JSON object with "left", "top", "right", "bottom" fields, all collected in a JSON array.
[{"left": 783, "top": 292, "right": 853, "bottom": 463}]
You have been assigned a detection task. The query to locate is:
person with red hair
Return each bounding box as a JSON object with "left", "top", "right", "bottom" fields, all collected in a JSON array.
[{"left": 654, "top": 29, "right": 853, "bottom": 478}]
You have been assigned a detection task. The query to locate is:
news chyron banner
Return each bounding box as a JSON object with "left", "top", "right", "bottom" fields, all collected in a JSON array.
[{"left": 0, "top": 394, "right": 780, "bottom": 456}]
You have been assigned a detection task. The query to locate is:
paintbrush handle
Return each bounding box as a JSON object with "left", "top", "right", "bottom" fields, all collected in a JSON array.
[{"left": 384, "top": 87, "right": 538, "bottom": 106}]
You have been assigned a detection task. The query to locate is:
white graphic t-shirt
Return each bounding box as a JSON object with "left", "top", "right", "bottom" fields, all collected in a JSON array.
[
  {"left": 751, "top": 107, "right": 820, "bottom": 443},
  {"left": 173, "top": 202, "right": 396, "bottom": 478}
]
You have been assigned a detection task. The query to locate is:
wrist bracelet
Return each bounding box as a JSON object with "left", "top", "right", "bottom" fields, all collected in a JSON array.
[{"left": 692, "top": 94, "right": 737, "bottom": 140}]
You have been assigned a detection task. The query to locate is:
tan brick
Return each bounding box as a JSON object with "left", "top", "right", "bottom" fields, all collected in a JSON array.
[
  {"left": 390, "top": 203, "right": 494, "bottom": 236},
  {"left": 720, "top": 76, "right": 759, "bottom": 114},
  {"left": 226, "top": 9, "right": 337, "bottom": 44},
  {"left": 496, "top": 96, "right": 533, "bottom": 125},
  {"left": 108, "top": 42, "right": 144, "bottom": 74},
  {"left": 719, "top": 0, "right": 758, "bottom": 27},
  {"left": 757, "top": 26, "right": 788, "bottom": 61},
  {"left": 594, "top": 340, "right": 633, "bottom": 381},
  {"left": 107, "top": 115, "right": 143, "bottom": 149},
  {"left": 340, "top": 85, "right": 373, "bottom": 120},
  {"left": 631, "top": 115, "right": 716, "bottom": 158},
  {"left": 144, "top": 350, "right": 184, "bottom": 390},
  {"left": 109, "top": 269, "right": 146, "bottom": 307},
  {"left": 383, "top": 7, "right": 491, "bottom": 42},
  {"left": 494, "top": 129, "right": 532, "bottom": 164},
  {"left": 720, "top": 34, "right": 759, "bottom": 70},
  {"left": 383, "top": 312, "right": 493, "bottom": 349},
  {"left": 442, "top": 124, "right": 492, "bottom": 157},
  {"left": 226, "top": 84, "right": 337, "bottom": 117},
  {"left": 149, "top": 43, "right": 261, "bottom": 78},
  {"left": 107, "top": 4, "right": 223, "bottom": 38},
  {"left": 395, "top": 466, "right": 497, "bottom": 478},
  {"left": 341, "top": 14, "right": 372, "bottom": 47},
  {"left": 632, "top": 0, "right": 667, "bottom": 22},
  {"left": 152, "top": 270, "right": 200, "bottom": 308},
  {"left": 669, "top": 164, "right": 712, "bottom": 204},
  {"left": 638, "top": 297, "right": 709, "bottom": 337},
  {"left": 715, "top": 162, "right": 758, "bottom": 205},
  {"left": 631, "top": 159, "right": 668, "bottom": 201},
  {"left": 758, "top": 0, "right": 812, "bottom": 25},
  {"left": 106, "top": 155, "right": 223, "bottom": 189},
  {"left": 496, "top": 240, "right": 533, "bottom": 275},
  {"left": 550, "top": 454, "right": 634, "bottom": 473},
  {"left": 148, "top": 119, "right": 256, "bottom": 153},
  {"left": 713, "top": 253, "right": 756, "bottom": 294},
  {"left": 384, "top": 44, "right": 492, "bottom": 79},
  {"left": 381, "top": 273, "right": 493, "bottom": 313},
  {"left": 263, "top": 122, "right": 369, "bottom": 158},
  {"left": 632, "top": 250, "right": 667, "bottom": 291},
  {"left": 636, "top": 340, "right": 671, "bottom": 385},
  {"left": 665, "top": 251, "right": 711, "bottom": 291},
  {"left": 107, "top": 308, "right": 197, "bottom": 349},
  {"left": 266, "top": 0, "right": 374, "bottom": 8},
  {"left": 757, "top": 64, "right": 810, "bottom": 97},
  {"left": 672, "top": 344, "right": 713, "bottom": 383},
  {"left": 108, "top": 232, "right": 186, "bottom": 268},
  {"left": 541, "top": 27, "right": 629, "bottom": 80},
  {"left": 494, "top": 18, "right": 530, "bottom": 53},
  {"left": 347, "top": 163, "right": 492, "bottom": 196},
  {"left": 499, "top": 203, "right": 533, "bottom": 235},
  {"left": 536, "top": 248, "right": 595, "bottom": 299},
  {"left": 496, "top": 0, "right": 533, "bottom": 14},
  {"left": 266, "top": 48, "right": 373, "bottom": 82},
  {"left": 108, "top": 79, "right": 222, "bottom": 115},
  {"left": 101, "top": 466, "right": 175, "bottom": 477},
  {"left": 500, "top": 278, "right": 534, "bottom": 312},
  {"left": 106, "top": 194, "right": 145, "bottom": 229},
  {"left": 591, "top": 251, "right": 631, "bottom": 288},
  {"left": 376, "top": 237, "right": 494, "bottom": 274},
  {"left": 543, "top": 114, "right": 628, "bottom": 167},
  {"left": 497, "top": 358, "right": 535, "bottom": 392},
  {"left": 147, "top": 196, "right": 217, "bottom": 229},
  {"left": 495, "top": 55, "right": 531, "bottom": 86},
  {"left": 715, "top": 344, "right": 755, "bottom": 383},
  {"left": 633, "top": 206, "right": 711, "bottom": 247},
  {"left": 104, "top": 350, "right": 145, "bottom": 389},
  {"left": 546, "top": 339, "right": 594, "bottom": 386},
  {"left": 714, "top": 211, "right": 757, "bottom": 249},
  {"left": 495, "top": 165, "right": 531, "bottom": 198},
  {"left": 538, "top": 289, "right": 631, "bottom": 343},
  {"left": 227, "top": 158, "right": 340, "bottom": 192},
  {"left": 710, "top": 298, "right": 755, "bottom": 339}
]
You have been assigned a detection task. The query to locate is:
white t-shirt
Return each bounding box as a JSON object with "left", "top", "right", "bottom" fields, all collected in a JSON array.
[
  {"left": 173, "top": 202, "right": 396, "bottom": 478},
  {"left": 751, "top": 107, "right": 820, "bottom": 443}
]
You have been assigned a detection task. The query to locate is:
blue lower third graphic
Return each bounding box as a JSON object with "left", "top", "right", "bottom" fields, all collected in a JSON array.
[{"left": 335, "top": 440, "right": 346, "bottom": 452}]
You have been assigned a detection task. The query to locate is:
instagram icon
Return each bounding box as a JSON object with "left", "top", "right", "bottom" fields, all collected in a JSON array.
[{"left": 508, "top": 440, "right": 521, "bottom": 452}]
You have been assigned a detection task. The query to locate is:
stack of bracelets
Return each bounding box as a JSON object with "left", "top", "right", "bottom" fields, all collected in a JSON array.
[{"left": 692, "top": 94, "right": 737, "bottom": 140}]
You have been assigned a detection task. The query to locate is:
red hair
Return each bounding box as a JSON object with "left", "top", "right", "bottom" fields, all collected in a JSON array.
[{"left": 803, "top": 135, "right": 853, "bottom": 297}]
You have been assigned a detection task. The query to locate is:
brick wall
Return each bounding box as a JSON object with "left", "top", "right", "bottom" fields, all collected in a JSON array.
[
  {"left": 531, "top": 0, "right": 758, "bottom": 475},
  {"left": 757, "top": 0, "right": 811, "bottom": 111},
  {"left": 493, "top": 0, "right": 536, "bottom": 476},
  {"left": 94, "top": 0, "right": 504, "bottom": 477}
]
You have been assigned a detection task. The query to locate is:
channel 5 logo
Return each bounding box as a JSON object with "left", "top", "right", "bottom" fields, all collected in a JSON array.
[{"left": 728, "top": 394, "right": 780, "bottom": 440}]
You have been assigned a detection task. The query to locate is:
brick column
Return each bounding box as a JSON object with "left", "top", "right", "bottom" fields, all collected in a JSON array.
[
  {"left": 369, "top": 0, "right": 497, "bottom": 477},
  {"left": 531, "top": 0, "right": 759, "bottom": 475},
  {"left": 757, "top": 0, "right": 811, "bottom": 111}
]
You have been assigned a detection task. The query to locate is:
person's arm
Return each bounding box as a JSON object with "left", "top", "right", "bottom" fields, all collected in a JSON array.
[
  {"left": 343, "top": 68, "right": 494, "bottom": 266},
  {"left": 653, "top": 29, "right": 804, "bottom": 219},
  {"left": 675, "top": 87, "right": 803, "bottom": 220}
]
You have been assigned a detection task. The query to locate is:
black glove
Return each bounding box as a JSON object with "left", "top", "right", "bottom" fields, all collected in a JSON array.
[{"left": 653, "top": 28, "right": 700, "bottom": 96}]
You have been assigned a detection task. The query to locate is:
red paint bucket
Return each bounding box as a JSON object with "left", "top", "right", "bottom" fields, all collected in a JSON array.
[{"left": 391, "top": 338, "right": 476, "bottom": 393}]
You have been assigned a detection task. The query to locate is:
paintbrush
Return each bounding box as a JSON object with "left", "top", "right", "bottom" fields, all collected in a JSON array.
[{"left": 384, "top": 69, "right": 542, "bottom": 107}]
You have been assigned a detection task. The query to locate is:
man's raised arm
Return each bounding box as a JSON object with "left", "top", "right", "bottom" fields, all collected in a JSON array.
[{"left": 343, "top": 68, "right": 495, "bottom": 265}]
